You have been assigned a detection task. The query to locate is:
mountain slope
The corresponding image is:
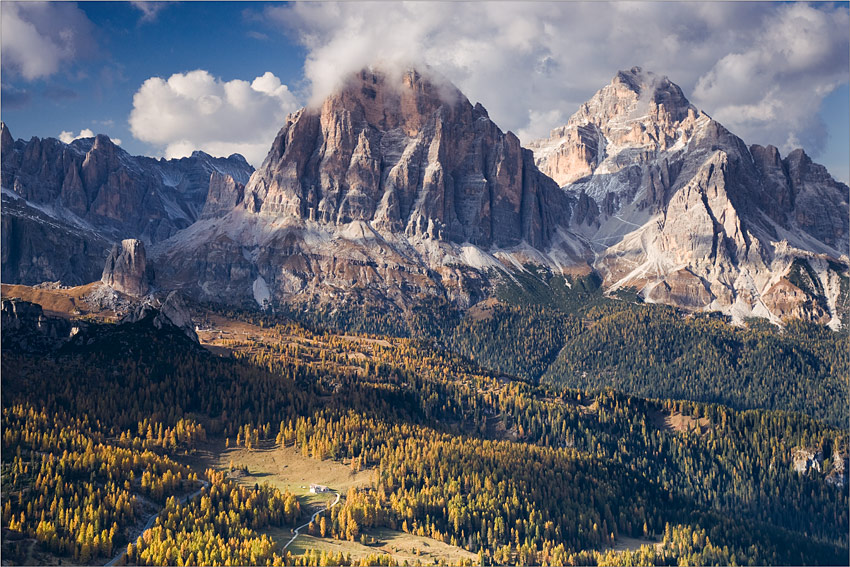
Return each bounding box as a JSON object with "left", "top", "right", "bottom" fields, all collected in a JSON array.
[
  {"left": 1, "top": 123, "right": 254, "bottom": 285},
  {"left": 3, "top": 68, "right": 847, "bottom": 327},
  {"left": 529, "top": 67, "right": 849, "bottom": 326},
  {"left": 154, "top": 68, "right": 591, "bottom": 310}
]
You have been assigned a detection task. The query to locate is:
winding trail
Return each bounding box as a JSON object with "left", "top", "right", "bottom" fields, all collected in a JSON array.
[
  {"left": 104, "top": 481, "right": 210, "bottom": 567},
  {"left": 281, "top": 491, "right": 341, "bottom": 551}
]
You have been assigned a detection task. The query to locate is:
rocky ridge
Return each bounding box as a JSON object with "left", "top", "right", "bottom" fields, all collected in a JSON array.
[
  {"left": 3, "top": 67, "right": 847, "bottom": 327},
  {"left": 120, "top": 291, "right": 198, "bottom": 342},
  {"left": 1, "top": 123, "right": 254, "bottom": 285},
  {"left": 1, "top": 298, "right": 82, "bottom": 352},
  {"left": 530, "top": 67, "right": 849, "bottom": 325}
]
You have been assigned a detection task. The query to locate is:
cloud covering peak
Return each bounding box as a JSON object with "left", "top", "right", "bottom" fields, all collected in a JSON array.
[{"left": 269, "top": 1, "right": 848, "bottom": 158}]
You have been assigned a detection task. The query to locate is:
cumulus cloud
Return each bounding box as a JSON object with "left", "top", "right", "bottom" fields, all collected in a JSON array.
[
  {"left": 59, "top": 128, "right": 122, "bottom": 146},
  {"left": 129, "top": 70, "right": 299, "bottom": 166},
  {"left": 692, "top": 3, "right": 849, "bottom": 155},
  {"left": 270, "top": 2, "right": 848, "bottom": 157},
  {"left": 1, "top": 2, "right": 96, "bottom": 80}
]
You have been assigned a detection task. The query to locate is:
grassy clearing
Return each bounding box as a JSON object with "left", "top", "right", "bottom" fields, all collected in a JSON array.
[
  {"left": 180, "top": 439, "right": 476, "bottom": 565},
  {"left": 179, "top": 439, "right": 373, "bottom": 507},
  {"left": 1, "top": 282, "right": 121, "bottom": 320},
  {"left": 607, "top": 535, "right": 662, "bottom": 553},
  {"left": 265, "top": 527, "right": 478, "bottom": 566},
  {"left": 649, "top": 410, "right": 711, "bottom": 435}
]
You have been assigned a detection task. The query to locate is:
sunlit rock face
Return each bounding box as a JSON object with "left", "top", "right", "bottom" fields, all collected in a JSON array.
[
  {"left": 530, "top": 67, "right": 849, "bottom": 326},
  {"left": 154, "top": 68, "right": 590, "bottom": 310}
]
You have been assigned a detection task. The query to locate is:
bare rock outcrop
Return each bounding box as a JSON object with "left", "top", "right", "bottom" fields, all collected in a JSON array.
[
  {"left": 1, "top": 122, "right": 253, "bottom": 285},
  {"left": 1, "top": 298, "right": 83, "bottom": 352},
  {"left": 247, "top": 68, "right": 569, "bottom": 248},
  {"left": 101, "top": 239, "right": 152, "bottom": 297},
  {"left": 201, "top": 172, "right": 246, "bottom": 219},
  {"left": 120, "top": 291, "right": 198, "bottom": 342}
]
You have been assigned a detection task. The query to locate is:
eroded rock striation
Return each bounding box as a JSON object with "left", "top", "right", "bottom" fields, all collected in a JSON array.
[
  {"left": 154, "top": 68, "right": 588, "bottom": 310},
  {"left": 1, "top": 122, "right": 253, "bottom": 285},
  {"left": 530, "top": 67, "right": 849, "bottom": 326},
  {"left": 101, "top": 239, "right": 152, "bottom": 297},
  {"left": 3, "top": 67, "right": 847, "bottom": 326}
]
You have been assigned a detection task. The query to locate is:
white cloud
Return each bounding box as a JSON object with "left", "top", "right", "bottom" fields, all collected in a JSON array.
[
  {"left": 692, "top": 3, "right": 849, "bottom": 155},
  {"left": 129, "top": 70, "right": 299, "bottom": 167},
  {"left": 247, "top": 30, "right": 269, "bottom": 41},
  {"left": 270, "top": 2, "right": 848, "bottom": 158},
  {"left": 59, "top": 128, "right": 121, "bottom": 146},
  {"left": 131, "top": 2, "right": 167, "bottom": 23},
  {"left": 59, "top": 129, "right": 94, "bottom": 143},
  {"left": 1, "top": 2, "right": 96, "bottom": 80}
]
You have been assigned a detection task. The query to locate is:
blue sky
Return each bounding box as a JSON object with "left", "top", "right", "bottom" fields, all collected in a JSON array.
[
  {"left": 2, "top": 2, "right": 308, "bottom": 162},
  {"left": 2, "top": 1, "right": 848, "bottom": 183}
]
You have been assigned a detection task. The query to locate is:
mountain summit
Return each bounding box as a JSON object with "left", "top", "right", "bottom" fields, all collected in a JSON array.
[
  {"left": 529, "top": 67, "right": 701, "bottom": 187},
  {"left": 240, "top": 68, "right": 570, "bottom": 249},
  {"left": 530, "top": 67, "right": 849, "bottom": 325},
  {"left": 153, "top": 68, "right": 588, "bottom": 309}
]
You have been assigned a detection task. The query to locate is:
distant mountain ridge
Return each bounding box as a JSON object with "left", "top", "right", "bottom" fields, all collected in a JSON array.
[{"left": 1, "top": 123, "right": 254, "bottom": 285}]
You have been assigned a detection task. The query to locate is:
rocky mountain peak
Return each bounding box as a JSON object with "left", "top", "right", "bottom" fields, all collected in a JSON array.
[
  {"left": 572, "top": 67, "right": 697, "bottom": 132},
  {"left": 318, "top": 67, "right": 466, "bottom": 139},
  {"left": 613, "top": 67, "right": 690, "bottom": 111},
  {"left": 750, "top": 144, "right": 783, "bottom": 169},
  {"left": 785, "top": 148, "right": 816, "bottom": 181},
  {"left": 153, "top": 65, "right": 583, "bottom": 310},
  {"left": 528, "top": 67, "right": 704, "bottom": 187},
  {"left": 610, "top": 66, "right": 674, "bottom": 100},
  {"left": 528, "top": 67, "right": 848, "bottom": 326},
  {"left": 92, "top": 133, "right": 115, "bottom": 147},
  {"left": 227, "top": 153, "right": 249, "bottom": 165},
  {"left": 240, "top": 66, "right": 568, "bottom": 248},
  {"left": 2, "top": 124, "right": 254, "bottom": 286},
  {"left": 1, "top": 122, "right": 13, "bottom": 154}
]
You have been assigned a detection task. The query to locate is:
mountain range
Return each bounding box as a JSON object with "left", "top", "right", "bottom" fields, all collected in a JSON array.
[
  {"left": 1, "top": 125, "right": 253, "bottom": 285},
  {"left": 2, "top": 67, "right": 847, "bottom": 327}
]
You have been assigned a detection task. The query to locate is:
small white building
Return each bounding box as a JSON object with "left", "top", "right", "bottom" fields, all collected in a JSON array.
[{"left": 309, "top": 484, "right": 329, "bottom": 493}]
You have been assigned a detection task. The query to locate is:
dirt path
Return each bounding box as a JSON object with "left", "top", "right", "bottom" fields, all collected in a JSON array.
[
  {"left": 103, "top": 481, "right": 209, "bottom": 566},
  {"left": 281, "top": 491, "right": 340, "bottom": 551}
]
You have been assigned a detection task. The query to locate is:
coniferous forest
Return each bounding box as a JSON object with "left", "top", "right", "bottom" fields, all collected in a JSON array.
[
  {"left": 4, "top": 4, "right": 850, "bottom": 564},
  {"left": 2, "top": 286, "right": 848, "bottom": 566}
]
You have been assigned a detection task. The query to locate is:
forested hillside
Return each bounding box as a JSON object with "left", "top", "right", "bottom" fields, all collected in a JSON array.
[
  {"left": 2, "top": 308, "right": 848, "bottom": 565},
  {"left": 448, "top": 270, "right": 849, "bottom": 427},
  {"left": 257, "top": 267, "right": 849, "bottom": 427}
]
